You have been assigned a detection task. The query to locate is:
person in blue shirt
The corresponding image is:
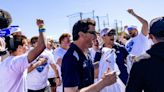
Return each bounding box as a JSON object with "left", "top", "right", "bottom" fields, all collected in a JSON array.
[{"left": 61, "top": 18, "right": 117, "bottom": 92}]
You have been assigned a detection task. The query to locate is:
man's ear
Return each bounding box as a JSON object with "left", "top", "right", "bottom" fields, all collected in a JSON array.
[
  {"left": 149, "top": 34, "right": 154, "bottom": 40},
  {"left": 78, "top": 32, "right": 85, "bottom": 38}
]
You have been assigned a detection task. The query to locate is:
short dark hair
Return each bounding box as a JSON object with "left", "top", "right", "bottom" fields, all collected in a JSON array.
[
  {"left": 5, "top": 35, "right": 27, "bottom": 52},
  {"left": 30, "top": 36, "right": 38, "bottom": 45},
  {"left": 59, "top": 33, "right": 71, "bottom": 44},
  {"left": 72, "top": 18, "right": 96, "bottom": 41},
  {"left": 155, "top": 37, "right": 164, "bottom": 41},
  {"left": 0, "top": 9, "right": 12, "bottom": 29},
  {"left": 150, "top": 17, "right": 164, "bottom": 37},
  {"left": 149, "top": 17, "right": 164, "bottom": 42}
]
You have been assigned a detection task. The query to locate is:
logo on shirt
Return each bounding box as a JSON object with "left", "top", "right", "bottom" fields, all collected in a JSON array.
[
  {"left": 126, "top": 40, "right": 134, "bottom": 52},
  {"left": 83, "top": 60, "right": 87, "bottom": 68},
  {"left": 36, "top": 56, "right": 48, "bottom": 73}
]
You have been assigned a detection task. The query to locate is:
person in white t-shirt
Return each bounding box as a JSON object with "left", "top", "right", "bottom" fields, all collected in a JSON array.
[
  {"left": 0, "top": 19, "right": 46, "bottom": 92},
  {"left": 46, "top": 37, "right": 59, "bottom": 92},
  {"left": 53, "top": 33, "right": 71, "bottom": 92},
  {"left": 98, "top": 28, "right": 125, "bottom": 92},
  {"left": 125, "top": 9, "right": 152, "bottom": 57},
  {"left": 27, "top": 36, "right": 61, "bottom": 92}
]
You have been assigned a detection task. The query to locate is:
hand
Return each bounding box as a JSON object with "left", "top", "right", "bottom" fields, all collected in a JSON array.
[
  {"left": 36, "top": 19, "right": 44, "bottom": 28},
  {"left": 101, "top": 68, "right": 117, "bottom": 86},
  {"left": 37, "top": 57, "right": 48, "bottom": 66},
  {"left": 54, "top": 77, "right": 61, "bottom": 86},
  {"left": 127, "top": 9, "right": 135, "bottom": 15}
]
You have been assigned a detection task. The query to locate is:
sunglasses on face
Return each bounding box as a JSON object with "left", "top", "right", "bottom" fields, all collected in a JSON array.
[
  {"left": 86, "top": 31, "right": 96, "bottom": 35},
  {"left": 106, "top": 32, "right": 116, "bottom": 36},
  {"left": 88, "top": 22, "right": 96, "bottom": 26}
]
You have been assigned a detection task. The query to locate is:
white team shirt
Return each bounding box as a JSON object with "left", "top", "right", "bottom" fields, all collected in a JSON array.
[
  {"left": 98, "top": 47, "right": 125, "bottom": 92},
  {"left": 125, "top": 32, "right": 152, "bottom": 56},
  {"left": 0, "top": 54, "right": 29, "bottom": 92},
  {"left": 47, "top": 49, "right": 56, "bottom": 78},
  {"left": 27, "top": 50, "right": 54, "bottom": 90}
]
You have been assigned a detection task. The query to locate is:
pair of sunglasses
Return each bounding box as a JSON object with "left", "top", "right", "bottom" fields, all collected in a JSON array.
[
  {"left": 86, "top": 31, "right": 96, "bottom": 35},
  {"left": 88, "top": 22, "right": 96, "bottom": 26}
]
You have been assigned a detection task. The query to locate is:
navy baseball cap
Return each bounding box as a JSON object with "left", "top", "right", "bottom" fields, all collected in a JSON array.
[{"left": 149, "top": 17, "right": 164, "bottom": 37}]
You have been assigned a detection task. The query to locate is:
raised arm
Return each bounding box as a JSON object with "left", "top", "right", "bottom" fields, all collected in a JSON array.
[
  {"left": 27, "top": 19, "right": 46, "bottom": 63},
  {"left": 127, "top": 9, "right": 148, "bottom": 36}
]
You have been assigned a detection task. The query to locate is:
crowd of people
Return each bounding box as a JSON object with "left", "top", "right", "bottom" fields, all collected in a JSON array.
[{"left": 0, "top": 8, "right": 164, "bottom": 92}]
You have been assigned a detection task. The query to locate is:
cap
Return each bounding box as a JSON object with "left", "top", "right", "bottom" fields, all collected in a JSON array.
[
  {"left": 127, "top": 26, "right": 137, "bottom": 31},
  {"left": 10, "top": 25, "right": 22, "bottom": 34},
  {"left": 100, "top": 28, "right": 116, "bottom": 37},
  {"left": 149, "top": 17, "right": 164, "bottom": 37}
]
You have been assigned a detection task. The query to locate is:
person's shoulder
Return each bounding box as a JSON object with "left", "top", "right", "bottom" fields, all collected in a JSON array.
[
  {"left": 133, "top": 53, "right": 151, "bottom": 66},
  {"left": 137, "top": 31, "right": 149, "bottom": 38},
  {"left": 40, "top": 50, "right": 49, "bottom": 57},
  {"left": 63, "top": 47, "right": 78, "bottom": 60},
  {"left": 14, "top": 53, "right": 28, "bottom": 60},
  {"left": 114, "top": 42, "right": 126, "bottom": 48},
  {"left": 54, "top": 47, "right": 61, "bottom": 53}
]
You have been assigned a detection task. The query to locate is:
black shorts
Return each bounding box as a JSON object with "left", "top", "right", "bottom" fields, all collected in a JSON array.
[
  {"left": 28, "top": 87, "right": 46, "bottom": 92},
  {"left": 48, "top": 78, "right": 56, "bottom": 87}
]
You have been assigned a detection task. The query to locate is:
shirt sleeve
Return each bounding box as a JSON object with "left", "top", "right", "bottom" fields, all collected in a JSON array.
[
  {"left": 139, "top": 32, "right": 149, "bottom": 41},
  {"left": 61, "top": 54, "right": 79, "bottom": 87},
  {"left": 11, "top": 54, "right": 29, "bottom": 73},
  {"left": 126, "top": 61, "right": 144, "bottom": 92}
]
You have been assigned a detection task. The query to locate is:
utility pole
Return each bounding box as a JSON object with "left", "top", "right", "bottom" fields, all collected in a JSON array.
[
  {"left": 107, "top": 14, "right": 109, "bottom": 27},
  {"left": 120, "top": 20, "right": 123, "bottom": 32},
  {"left": 96, "top": 16, "right": 101, "bottom": 32},
  {"left": 115, "top": 20, "right": 118, "bottom": 36},
  {"left": 92, "top": 10, "right": 95, "bottom": 19},
  {"left": 80, "top": 12, "right": 83, "bottom": 20}
]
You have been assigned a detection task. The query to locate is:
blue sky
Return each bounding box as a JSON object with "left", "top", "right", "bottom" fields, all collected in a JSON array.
[{"left": 1, "top": 0, "right": 164, "bottom": 40}]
